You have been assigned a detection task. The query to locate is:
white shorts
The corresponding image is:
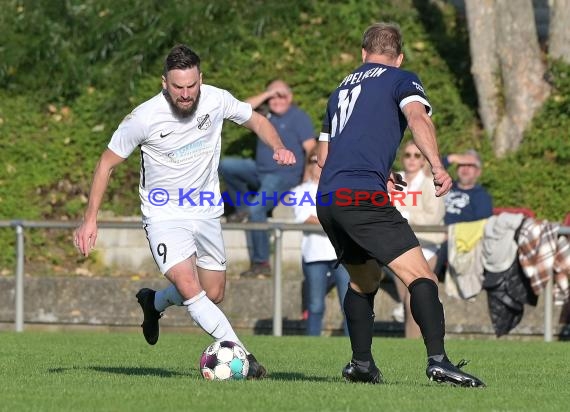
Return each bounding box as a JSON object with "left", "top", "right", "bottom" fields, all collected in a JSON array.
[{"left": 143, "top": 218, "right": 227, "bottom": 274}]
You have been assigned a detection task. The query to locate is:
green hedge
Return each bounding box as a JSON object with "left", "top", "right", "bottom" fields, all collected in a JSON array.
[{"left": 0, "top": 0, "right": 569, "bottom": 272}]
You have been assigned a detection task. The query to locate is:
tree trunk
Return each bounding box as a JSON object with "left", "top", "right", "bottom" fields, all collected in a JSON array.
[
  {"left": 464, "top": 0, "right": 500, "bottom": 138},
  {"left": 549, "top": 0, "right": 570, "bottom": 63},
  {"left": 493, "top": 0, "right": 550, "bottom": 157}
]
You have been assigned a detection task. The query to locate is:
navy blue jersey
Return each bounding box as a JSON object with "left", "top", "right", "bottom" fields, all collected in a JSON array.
[{"left": 318, "top": 63, "right": 431, "bottom": 195}]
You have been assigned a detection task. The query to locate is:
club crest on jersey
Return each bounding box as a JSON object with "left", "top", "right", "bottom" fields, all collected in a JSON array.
[{"left": 197, "top": 114, "right": 211, "bottom": 130}]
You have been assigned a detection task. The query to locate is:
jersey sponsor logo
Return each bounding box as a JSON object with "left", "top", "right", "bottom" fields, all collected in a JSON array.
[
  {"left": 412, "top": 81, "right": 425, "bottom": 94},
  {"left": 197, "top": 114, "right": 211, "bottom": 130},
  {"left": 160, "top": 130, "right": 174, "bottom": 138},
  {"left": 165, "top": 138, "right": 209, "bottom": 163}
]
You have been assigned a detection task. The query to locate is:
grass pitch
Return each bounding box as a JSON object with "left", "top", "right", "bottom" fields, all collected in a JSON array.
[{"left": 0, "top": 331, "right": 567, "bottom": 412}]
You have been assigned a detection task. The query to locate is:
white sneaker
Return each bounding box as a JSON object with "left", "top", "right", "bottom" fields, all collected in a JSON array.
[{"left": 392, "top": 303, "right": 404, "bottom": 323}]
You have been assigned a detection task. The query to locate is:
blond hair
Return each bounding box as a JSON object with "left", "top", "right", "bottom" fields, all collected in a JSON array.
[{"left": 361, "top": 22, "right": 403, "bottom": 59}]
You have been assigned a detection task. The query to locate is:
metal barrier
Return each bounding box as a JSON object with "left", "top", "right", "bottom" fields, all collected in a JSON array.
[{"left": 1, "top": 219, "right": 568, "bottom": 341}]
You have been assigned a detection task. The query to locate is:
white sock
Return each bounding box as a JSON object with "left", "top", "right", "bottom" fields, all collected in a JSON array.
[
  {"left": 183, "top": 291, "right": 249, "bottom": 354},
  {"left": 154, "top": 284, "right": 184, "bottom": 312}
]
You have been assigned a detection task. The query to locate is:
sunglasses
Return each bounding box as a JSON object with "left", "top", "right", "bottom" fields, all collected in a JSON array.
[
  {"left": 404, "top": 152, "right": 422, "bottom": 159},
  {"left": 457, "top": 163, "right": 479, "bottom": 168}
]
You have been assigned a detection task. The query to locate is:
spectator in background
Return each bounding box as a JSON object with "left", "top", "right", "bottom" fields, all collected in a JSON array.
[
  {"left": 392, "top": 141, "right": 446, "bottom": 338},
  {"left": 292, "top": 150, "right": 350, "bottom": 336},
  {"left": 220, "top": 79, "right": 316, "bottom": 278},
  {"left": 433, "top": 149, "right": 493, "bottom": 280},
  {"left": 442, "top": 150, "right": 493, "bottom": 224}
]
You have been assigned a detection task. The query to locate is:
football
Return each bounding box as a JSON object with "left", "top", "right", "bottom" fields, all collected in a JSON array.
[{"left": 199, "top": 340, "right": 249, "bottom": 381}]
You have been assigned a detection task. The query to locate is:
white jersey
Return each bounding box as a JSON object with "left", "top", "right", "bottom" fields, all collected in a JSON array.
[{"left": 108, "top": 85, "right": 252, "bottom": 223}]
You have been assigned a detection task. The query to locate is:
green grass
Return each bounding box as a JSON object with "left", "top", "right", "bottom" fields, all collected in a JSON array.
[{"left": 0, "top": 331, "right": 568, "bottom": 411}]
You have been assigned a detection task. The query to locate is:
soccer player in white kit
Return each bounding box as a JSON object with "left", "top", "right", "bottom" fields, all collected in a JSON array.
[{"left": 74, "top": 44, "right": 296, "bottom": 378}]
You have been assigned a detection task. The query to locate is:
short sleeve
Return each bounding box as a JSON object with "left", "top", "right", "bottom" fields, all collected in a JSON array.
[
  {"left": 395, "top": 72, "right": 432, "bottom": 116},
  {"left": 107, "top": 110, "right": 147, "bottom": 159},
  {"left": 221, "top": 89, "right": 253, "bottom": 125}
]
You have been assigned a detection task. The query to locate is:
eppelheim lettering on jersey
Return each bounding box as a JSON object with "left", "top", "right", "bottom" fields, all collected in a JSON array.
[{"left": 338, "top": 67, "right": 387, "bottom": 87}]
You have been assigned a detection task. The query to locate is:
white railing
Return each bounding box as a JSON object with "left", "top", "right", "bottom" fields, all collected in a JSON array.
[{"left": 1, "top": 220, "right": 568, "bottom": 341}]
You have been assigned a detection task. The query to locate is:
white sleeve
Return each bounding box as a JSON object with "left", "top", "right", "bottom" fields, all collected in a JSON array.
[
  {"left": 318, "top": 132, "right": 330, "bottom": 142},
  {"left": 221, "top": 89, "right": 253, "bottom": 125},
  {"left": 107, "top": 110, "right": 147, "bottom": 158},
  {"left": 399, "top": 95, "right": 432, "bottom": 116}
]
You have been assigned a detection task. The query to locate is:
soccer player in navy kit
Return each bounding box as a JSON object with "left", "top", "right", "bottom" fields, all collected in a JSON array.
[{"left": 316, "top": 23, "right": 485, "bottom": 387}]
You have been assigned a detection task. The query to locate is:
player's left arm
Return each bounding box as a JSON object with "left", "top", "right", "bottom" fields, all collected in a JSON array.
[
  {"left": 402, "top": 101, "right": 451, "bottom": 197},
  {"left": 302, "top": 136, "right": 317, "bottom": 155},
  {"left": 316, "top": 106, "right": 333, "bottom": 168},
  {"left": 242, "top": 111, "right": 296, "bottom": 165},
  {"left": 316, "top": 121, "right": 331, "bottom": 168},
  {"left": 316, "top": 140, "right": 328, "bottom": 168}
]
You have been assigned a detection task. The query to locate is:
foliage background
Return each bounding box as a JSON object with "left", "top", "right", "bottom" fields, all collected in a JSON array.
[{"left": 0, "top": 0, "right": 569, "bottom": 272}]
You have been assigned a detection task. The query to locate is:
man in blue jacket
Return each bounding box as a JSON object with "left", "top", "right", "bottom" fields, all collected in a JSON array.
[
  {"left": 443, "top": 150, "right": 493, "bottom": 225},
  {"left": 434, "top": 149, "right": 493, "bottom": 279}
]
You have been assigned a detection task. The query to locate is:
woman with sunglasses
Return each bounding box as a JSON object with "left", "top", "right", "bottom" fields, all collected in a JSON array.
[
  {"left": 292, "top": 149, "right": 350, "bottom": 336},
  {"left": 392, "top": 141, "right": 446, "bottom": 338}
]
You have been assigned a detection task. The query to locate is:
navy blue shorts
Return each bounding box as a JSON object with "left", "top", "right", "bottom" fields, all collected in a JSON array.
[{"left": 316, "top": 190, "right": 419, "bottom": 266}]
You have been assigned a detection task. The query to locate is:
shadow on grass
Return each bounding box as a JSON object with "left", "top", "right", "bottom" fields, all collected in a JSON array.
[
  {"left": 48, "top": 366, "right": 191, "bottom": 378},
  {"left": 89, "top": 366, "right": 190, "bottom": 377},
  {"left": 48, "top": 366, "right": 342, "bottom": 383}
]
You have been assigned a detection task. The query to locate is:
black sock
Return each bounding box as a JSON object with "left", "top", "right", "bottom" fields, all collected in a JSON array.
[
  {"left": 408, "top": 278, "right": 446, "bottom": 357},
  {"left": 344, "top": 285, "right": 377, "bottom": 363},
  {"left": 428, "top": 354, "right": 446, "bottom": 363}
]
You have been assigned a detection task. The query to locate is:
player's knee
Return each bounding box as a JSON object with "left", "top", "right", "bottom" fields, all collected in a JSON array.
[
  {"left": 349, "top": 279, "right": 379, "bottom": 294},
  {"left": 419, "top": 272, "right": 439, "bottom": 285},
  {"left": 206, "top": 287, "right": 225, "bottom": 304},
  {"left": 402, "top": 272, "right": 438, "bottom": 288}
]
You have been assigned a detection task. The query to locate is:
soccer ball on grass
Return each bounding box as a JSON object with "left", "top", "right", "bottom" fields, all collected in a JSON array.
[{"left": 200, "top": 340, "right": 249, "bottom": 381}]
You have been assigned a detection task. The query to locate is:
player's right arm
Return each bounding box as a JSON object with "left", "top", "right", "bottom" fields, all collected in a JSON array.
[
  {"left": 242, "top": 111, "right": 296, "bottom": 165},
  {"left": 74, "top": 149, "right": 126, "bottom": 257},
  {"left": 402, "top": 101, "right": 451, "bottom": 197}
]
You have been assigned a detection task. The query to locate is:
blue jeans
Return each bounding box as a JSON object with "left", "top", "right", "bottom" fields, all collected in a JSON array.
[
  {"left": 219, "top": 157, "right": 297, "bottom": 263},
  {"left": 302, "top": 259, "right": 350, "bottom": 336}
]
